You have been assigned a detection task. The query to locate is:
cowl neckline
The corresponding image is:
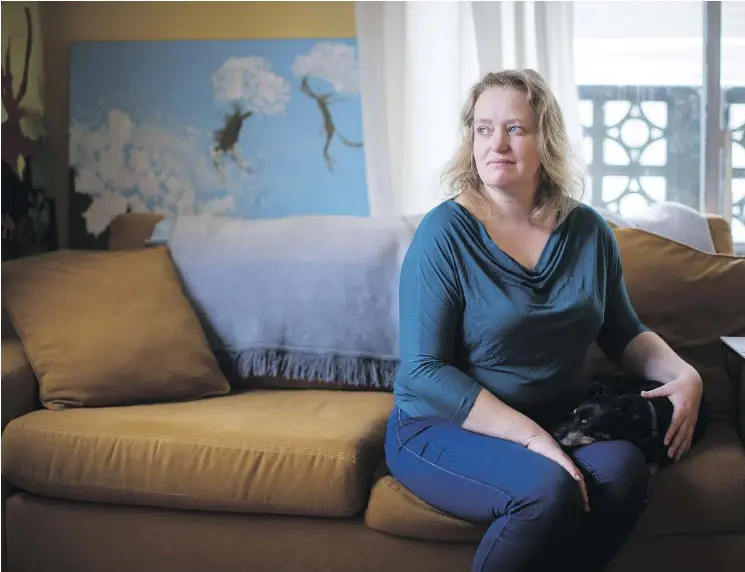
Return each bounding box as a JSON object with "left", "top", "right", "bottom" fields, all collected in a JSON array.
[{"left": 445, "top": 199, "right": 575, "bottom": 291}]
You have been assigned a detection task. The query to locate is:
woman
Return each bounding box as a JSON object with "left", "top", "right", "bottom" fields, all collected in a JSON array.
[{"left": 386, "top": 69, "right": 704, "bottom": 572}]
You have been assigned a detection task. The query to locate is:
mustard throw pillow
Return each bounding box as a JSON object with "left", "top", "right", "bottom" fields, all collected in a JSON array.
[
  {"left": 586, "top": 228, "right": 745, "bottom": 419},
  {"left": 2, "top": 247, "right": 231, "bottom": 409}
]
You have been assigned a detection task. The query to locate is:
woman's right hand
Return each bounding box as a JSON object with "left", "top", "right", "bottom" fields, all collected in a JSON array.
[
  {"left": 525, "top": 435, "right": 590, "bottom": 512},
  {"left": 461, "top": 389, "right": 590, "bottom": 511}
]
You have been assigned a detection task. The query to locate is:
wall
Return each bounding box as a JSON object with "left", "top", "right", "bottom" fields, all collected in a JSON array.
[{"left": 41, "top": 1, "right": 357, "bottom": 248}]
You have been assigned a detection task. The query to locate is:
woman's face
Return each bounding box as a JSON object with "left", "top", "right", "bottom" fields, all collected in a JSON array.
[{"left": 472, "top": 87, "right": 541, "bottom": 193}]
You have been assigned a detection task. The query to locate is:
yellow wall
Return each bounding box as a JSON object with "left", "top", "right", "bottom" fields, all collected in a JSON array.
[{"left": 41, "top": 0, "right": 357, "bottom": 247}]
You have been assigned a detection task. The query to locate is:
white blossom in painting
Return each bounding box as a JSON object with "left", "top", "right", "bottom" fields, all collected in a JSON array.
[
  {"left": 212, "top": 56, "right": 291, "bottom": 115},
  {"left": 69, "top": 108, "right": 240, "bottom": 236},
  {"left": 81, "top": 192, "right": 129, "bottom": 237},
  {"left": 292, "top": 42, "right": 359, "bottom": 95}
]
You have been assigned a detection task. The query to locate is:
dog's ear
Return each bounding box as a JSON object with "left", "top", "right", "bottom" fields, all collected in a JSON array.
[
  {"left": 619, "top": 399, "right": 633, "bottom": 417},
  {"left": 589, "top": 382, "right": 608, "bottom": 396}
]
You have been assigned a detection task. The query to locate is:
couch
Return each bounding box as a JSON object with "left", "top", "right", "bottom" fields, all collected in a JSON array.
[{"left": 2, "top": 211, "right": 744, "bottom": 572}]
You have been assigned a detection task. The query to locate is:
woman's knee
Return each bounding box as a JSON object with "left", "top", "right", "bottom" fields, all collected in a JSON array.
[
  {"left": 574, "top": 440, "right": 650, "bottom": 505},
  {"left": 511, "top": 459, "right": 584, "bottom": 523}
]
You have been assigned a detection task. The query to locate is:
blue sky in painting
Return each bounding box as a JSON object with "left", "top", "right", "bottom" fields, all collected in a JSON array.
[{"left": 68, "top": 38, "right": 368, "bottom": 234}]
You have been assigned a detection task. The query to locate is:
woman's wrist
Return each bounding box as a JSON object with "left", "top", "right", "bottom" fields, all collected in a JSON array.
[
  {"left": 523, "top": 431, "right": 553, "bottom": 449},
  {"left": 463, "top": 388, "right": 550, "bottom": 446}
]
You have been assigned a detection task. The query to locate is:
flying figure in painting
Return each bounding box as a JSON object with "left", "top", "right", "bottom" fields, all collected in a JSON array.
[
  {"left": 300, "top": 75, "right": 362, "bottom": 172},
  {"left": 211, "top": 102, "right": 254, "bottom": 179}
]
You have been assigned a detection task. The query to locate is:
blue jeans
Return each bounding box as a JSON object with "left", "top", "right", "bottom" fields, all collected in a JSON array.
[{"left": 385, "top": 407, "right": 650, "bottom": 572}]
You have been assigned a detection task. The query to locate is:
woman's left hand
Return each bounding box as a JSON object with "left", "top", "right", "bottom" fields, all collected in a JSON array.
[{"left": 640, "top": 373, "right": 704, "bottom": 461}]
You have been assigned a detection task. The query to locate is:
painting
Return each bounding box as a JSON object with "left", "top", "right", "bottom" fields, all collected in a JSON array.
[{"left": 68, "top": 38, "right": 368, "bottom": 248}]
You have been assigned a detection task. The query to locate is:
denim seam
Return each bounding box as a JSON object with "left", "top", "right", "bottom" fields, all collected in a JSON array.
[
  {"left": 394, "top": 409, "right": 513, "bottom": 571},
  {"left": 574, "top": 457, "right": 607, "bottom": 486},
  {"left": 477, "top": 515, "right": 511, "bottom": 572}
]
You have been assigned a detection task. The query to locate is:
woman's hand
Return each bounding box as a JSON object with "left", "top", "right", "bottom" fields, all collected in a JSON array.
[
  {"left": 641, "top": 373, "right": 703, "bottom": 461},
  {"left": 525, "top": 434, "right": 590, "bottom": 512}
]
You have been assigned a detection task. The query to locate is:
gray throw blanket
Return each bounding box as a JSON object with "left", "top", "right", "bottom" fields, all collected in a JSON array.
[{"left": 151, "top": 213, "right": 423, "bottom": 388}]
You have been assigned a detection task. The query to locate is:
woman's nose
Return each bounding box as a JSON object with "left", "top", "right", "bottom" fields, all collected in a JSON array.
[{"left": 491, "top": 129, "right": 510, "bottom": 152}]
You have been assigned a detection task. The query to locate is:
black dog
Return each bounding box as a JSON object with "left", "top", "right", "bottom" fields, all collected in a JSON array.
[{"left": 551, "top": 375, "right": 708, "bottom": 464}]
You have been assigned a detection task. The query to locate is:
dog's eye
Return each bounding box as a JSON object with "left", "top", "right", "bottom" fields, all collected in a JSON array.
[{"left": 581, "top": 419, "right": 588, "bottom": 425}]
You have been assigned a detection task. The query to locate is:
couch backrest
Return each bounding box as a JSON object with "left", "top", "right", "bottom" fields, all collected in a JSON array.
[
  {"left": 108, "top": 212, "right": 736, "bottom": 255},
  {"left": 1, "top": 212, "right": 736, "bottom": 340}
]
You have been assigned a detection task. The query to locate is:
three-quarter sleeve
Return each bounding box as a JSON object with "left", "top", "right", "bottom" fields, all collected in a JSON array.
[
  {"left": 595, "top": 223, "right": 649, "bottom": 367},
  {"left": 396, "top": 222, "right": 483, "bottom": 424}
]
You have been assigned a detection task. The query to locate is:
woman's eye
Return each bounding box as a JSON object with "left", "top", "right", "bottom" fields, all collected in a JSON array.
[
  {"left": 476, "top": 126, "right": 490, "bottom": 136},
  {"left": 508, "top": 125, "right": 523, "bottom": 134}
]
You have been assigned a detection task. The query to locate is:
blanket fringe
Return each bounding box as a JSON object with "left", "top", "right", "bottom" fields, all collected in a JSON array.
[{"left": 228, "top": 349, "right": 399, "bottom": 389}]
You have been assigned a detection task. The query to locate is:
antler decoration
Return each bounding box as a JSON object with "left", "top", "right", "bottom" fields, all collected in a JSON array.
[{"left": 2, "top": 6, "right": 40, "bottom": 177}]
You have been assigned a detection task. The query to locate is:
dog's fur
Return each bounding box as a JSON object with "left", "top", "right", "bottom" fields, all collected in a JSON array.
[{"left": 551, "top": 375, "right": 709, "bottom": 464}]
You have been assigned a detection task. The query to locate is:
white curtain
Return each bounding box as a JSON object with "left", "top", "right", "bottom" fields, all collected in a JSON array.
[{"left": 355, "top": 1, "right": 585, "bottom": 218}]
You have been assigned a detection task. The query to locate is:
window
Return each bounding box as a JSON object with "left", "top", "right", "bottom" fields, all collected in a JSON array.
[
  {"left": 573, "top": 1, "right": 745, "bottom": 247},
  {"left": 723, "top": 0, "right": 745, "bottom": 245}
]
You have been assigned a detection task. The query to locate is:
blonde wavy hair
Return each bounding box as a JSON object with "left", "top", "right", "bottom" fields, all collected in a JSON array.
[{"left": 440, "top": 69, "right": 585, "bottom": 226}]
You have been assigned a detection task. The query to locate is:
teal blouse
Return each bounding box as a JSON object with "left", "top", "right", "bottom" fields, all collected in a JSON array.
[{"left": 394, "top": 199, "right": 648, "bottom": 425}]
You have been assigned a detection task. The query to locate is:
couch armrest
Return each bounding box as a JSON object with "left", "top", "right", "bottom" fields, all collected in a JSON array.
[
  {"left": 740, "top": 367, "right": 745, "bottom": 448},
  {"left": 1, "top": 338, "right": 40, "bottom": 432},
  {"left": 1, "top": 337, "right": 39, "bottom": 570}
]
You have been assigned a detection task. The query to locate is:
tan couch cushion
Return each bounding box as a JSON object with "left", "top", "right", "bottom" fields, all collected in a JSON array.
[
  {"left": 586, "top": 228, "right": 745, "bottom": 421},
  {"left": 1, "top": 389, "right": 393, "bottom": 517},
  {"left": 631, "top": 423, "right": 745, "bottom": 538},
  {"left": 365, "top": 474, "right": 486, "bottom": 542},
  {"left": 606, "top": 533, "right": 745, "bottom": 572},
  {"left": 2, "top": 248, "right": 231, "bottom": 409},
  {"left": 364, "top": 423, "right": 745, "bottom": 542}
]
